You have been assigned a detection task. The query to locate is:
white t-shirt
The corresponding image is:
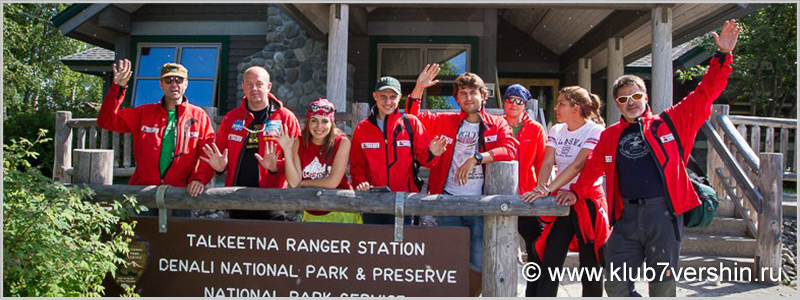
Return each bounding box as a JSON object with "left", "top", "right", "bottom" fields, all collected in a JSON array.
[
  {"left": 444, "top": 121, "right": 484, "bottom": 195},
  {"left": 546, "top": 120, "right": 604, "bottom": 190}
]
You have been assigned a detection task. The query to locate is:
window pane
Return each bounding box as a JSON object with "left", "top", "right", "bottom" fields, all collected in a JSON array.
[
  {"left": 184, "top": 80, "right": 215, "bottom": 107},
  {"left": 180, "top": 47, "right": 218, "bottom": 78},
  {"left": 380, "top": 48, "right": 421, "bottom": 79},
  {"left": 424, "top": 84, "right": 457, "bottom": 109},
  {"left": 138, "top": 47, "right": 176, "bottom": 77},
  {"left": 428, "top": 48, "right": 468, "bottom": 78},
  {"left": 133, "top": 79, "right": 164, "bottom": 107}
]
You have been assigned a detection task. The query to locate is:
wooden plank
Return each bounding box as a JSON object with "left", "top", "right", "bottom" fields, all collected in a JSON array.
[
  {"left": 53, "top": 111, "right": 73, "bottom": 183},
  {"left": 701, "top": 121, "right": 763, "bottom": 212},
  {"left": 326, "top": 4, "right": 349, "bottom": 112},
  {"left": 112, "top": 132, "right": 120, "bottom": 168},
  {"left": 65, "top": 118, "right": 99, "bottom": 127},
  {"left": 72, "top": 149, "right": 114, "bottom": 185},
  {"left": 729, "top": 115, "right": 797, "bottom": 128},
  {"left": 86, "top": 184, "right": 569, "bottom": 217},
  {"left": 651, "top": 5, "right": 673, "bottom": 115},
  {"left": 751, "top": 124, "right": 761, "bottom": 156},
  {"left": 755, "top": 153, "right": 783, "bottom": 284},
  {"left": 123, "top": 133, "right": 132, "bottom": 168},
  {"left": 482, "top": 162, "right": 519, "bottom": 297},
  {"left": 88, "top": 126, "right": 98, "bottom": 149},
  {"left": 765, "top": 126, "right": 775, "bottom": 153},
  {"left": 780, "top": 128, "right": 789, "bottom": 170},
  {"left": 76, "top": 128, "right": 86, "bottom": 149},
  {"left": 707, "top": 105, "right": 729, "bottom": 199},
  {"left": 100, "top": 129, "right": 109, "bottom": 150}
]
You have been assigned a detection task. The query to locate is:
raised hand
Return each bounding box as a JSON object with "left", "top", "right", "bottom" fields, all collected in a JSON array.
[
  {"left": 255, "top": 142, "right": 279, "bottom": 172},
  {"left": 276, "top": 124, "right": 295, "bottom": 151},
  {"left": 112, "top": 59, "right": 132, "bottom": 87},
  {"left": 416, "top": 63, "right": 441, "bottom": 89},
  {"left": 712, "top": 19, "right": 741, "bottom": 53},
  {"left": 428, "top": 135, "right": 447, "bottom": 156},
  {"left": 200, "top": 143, "right": 228, "bottom": 172}
]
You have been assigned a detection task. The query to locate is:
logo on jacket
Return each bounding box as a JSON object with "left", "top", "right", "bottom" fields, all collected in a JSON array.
[
  {"left": 228, "top": 134, "right": 243, "bottom": 142},
  {"left": 396, "top": 140, "right": 411, "bottom": 147},
  {"left": 660, "top": 133, "right": 675, "bottom": 143},
  {"left": 361, "top": 142, "right": 380, "bottom": 149},
  {"left": 141, "top": 125, "right": 159, "bottom": 133},
  {"left": 232, "top": 120, "right": 245, "bottom": 131},
  {"left": 484, "top": 135, "right": 498, "bottom": 143},
  {"left": 605, "top": 155, "right": 613, "bottom": 163},
  {"left": 302, "top": 157, "right": 330, "bottom": 180},
  {"left": 265, "top": 120, "right": 282, "bottom": 136},
  {"left": 188, "top": 131, "right": 199, "bottom": 138}
]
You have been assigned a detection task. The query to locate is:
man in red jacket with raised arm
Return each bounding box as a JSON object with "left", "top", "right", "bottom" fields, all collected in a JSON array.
[
  {"left": 98, "top": 60, "right": 216, "bottom": 216},
  {"left": 562, "top": 19, "right": 740, "bottom": 297}
]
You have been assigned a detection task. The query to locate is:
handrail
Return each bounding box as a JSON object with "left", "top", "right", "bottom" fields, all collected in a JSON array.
[
  {"left": 65, "top": 118, "right": 98, "bottom": 128},
  {"left": 84, "top": 184, "right": 569, "bottom": 217},
  {"left": 728, "top": 115, "right": 797, "bottom": 128},
  {"left": 717, "top": 114, "right": 760, "bottom": 173},
  {"left": 714, "top": 168, "right": 758, "bottom": 235},
  {"left": 701, "top": 121, "right": 763, "bottom": 213}
]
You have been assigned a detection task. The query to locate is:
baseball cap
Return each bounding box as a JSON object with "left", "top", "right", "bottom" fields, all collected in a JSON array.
[
  {"left": 374, "top": 76, "right": 402, "bottom": 94},
  {"left": 160, "top": 63, "right": 188, "bottom": 79}
]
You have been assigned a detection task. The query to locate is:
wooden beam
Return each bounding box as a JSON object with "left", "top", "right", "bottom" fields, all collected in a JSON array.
[
  {"left": 651, "top": 5, "right": 673, "bottom": 114},
  {"left": 349, "top": 5, "right": 368, "bottom": 35},
  {"left": 274, "top": 3, "right": 326, "bottom": 40},
  {"left": 57, "top": 3, "right": 111, "bottom": 36},
  {"left": 560, "top": 9, "right": 651, "bottom": 73},
  {"left": 327, "top": 4, "right": 349, "bottom": 112},
  {"left": 85, "top": 184, "right": 571, "bottom": 217},
  {"left": 98, "top": 5, "right": 131, "bottom": 34}
]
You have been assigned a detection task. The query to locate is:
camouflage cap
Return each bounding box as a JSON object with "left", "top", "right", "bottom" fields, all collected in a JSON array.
[{"left": 160, "top": 63, "right": 188, "bottom": 79}]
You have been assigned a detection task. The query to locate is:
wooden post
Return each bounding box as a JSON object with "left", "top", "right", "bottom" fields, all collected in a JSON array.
[
  {"left": 100, "top": 129, "right": 109, "bottom": 150},
  {"left": 72, "top": 149, "right": 114, "bottom": 185},
  {"left": 88, "top": 126, "right": 98, "bottom": 149},
  {"left": 123, "top": 133, "right": 132, "bottom": 168},
  {"left": 606, "top": 37, "right": 624, "bottom": 124},
  {"left": 326, "top": 4, "right": 349, "bottom": 112},
  {"left": 482, "top": 161, "right": 519, "bottom": 297},
  {"left": 112, "top": 132, "right": 120, "bottom": 168},
  {"left": 708, "top": 105, "right": 729, "bottom": 200},
  {"left": 751, "top": 124, "right": 761, "bottom": 156},
  {"left": 650, "top": 5, "right": 673, "bottom": 114},
  {"left": 578, "top": 58, "right": 592, "bottom": 92},
  {"left": 755, "top": 153, "right": 783, "bottom": 284},
  {"left": 779, "top": 127, "right": 789, "bottom": 171},
  {"left": 53, "top": 111, "right": 73, "bottom": 183},
  {"left": 765, "top": 126, "right": 775, "bottom": 153},
  {"left": 76, "top": 127, "right": 86, "bottom": 149}
]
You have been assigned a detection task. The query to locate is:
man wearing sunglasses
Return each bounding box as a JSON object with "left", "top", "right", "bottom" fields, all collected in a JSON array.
[
  {"left": 502, "top": 84, "right": 547, "bottom": 297},
  {"left": 202, "top": 66, "right": 301, "bottom": 220},
  {"left": 97, "top": 60, "right": 217, "bottom": 208},
  {"left": 562, "top": 20, "right": 741, "bottom": 296}
]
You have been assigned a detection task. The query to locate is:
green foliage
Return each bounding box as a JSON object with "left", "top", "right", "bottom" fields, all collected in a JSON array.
[
  {"left": 424, "top": 61, "right": 459, "bottom": 109},
  {"left": 3, "top": 3, "right": 104, "bottom": 175},
  {"left": 3, "top": 131, "right": 141, "bottom": 297},
  {"left": 677, "top": 4, "right": 797, "bottom": 117}
]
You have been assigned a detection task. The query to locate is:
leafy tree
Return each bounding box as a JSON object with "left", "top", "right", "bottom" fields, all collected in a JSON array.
[
  {"left": 3, "top": 3, "right": 104, "bottom": 175},
  {"left": 677, "top": 4, "right": 797, "bottom": 117},
  {"left": 3, "top": 130, "right": 140, "bottom": 297},
  {"left": 425, "top": 61, "right": 458, "bottom": 109}
]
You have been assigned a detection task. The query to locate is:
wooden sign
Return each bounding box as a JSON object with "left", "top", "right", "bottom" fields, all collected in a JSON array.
[{"left": 108, "top": 217, "right": 469, "bottom": 297}]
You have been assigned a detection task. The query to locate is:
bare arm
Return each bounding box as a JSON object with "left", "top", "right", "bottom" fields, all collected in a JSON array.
[
  {"left": 300, "top": 138, "right": 351, "bottom": 189},
  {"left": 284, "top": 139, "right": 303, "bottom": 188}
]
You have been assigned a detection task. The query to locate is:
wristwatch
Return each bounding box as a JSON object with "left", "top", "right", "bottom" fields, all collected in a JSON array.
[{"left": 473, "top": 152, "right": 484, "bottom": 165}]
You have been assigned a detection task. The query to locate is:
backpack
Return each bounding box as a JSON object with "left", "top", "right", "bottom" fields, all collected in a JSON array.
[{"left": 661, "top": 113, "right": 718, "bottom": 228}]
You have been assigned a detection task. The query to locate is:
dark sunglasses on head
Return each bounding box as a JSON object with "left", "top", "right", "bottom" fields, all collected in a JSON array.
[
  {"left": 504, "top": 97, "right": 526, "bottom": 106},
  {"left": 309, "top": 103, "right": 334, "bottom": 113},
  {"left": 162, "top": 76, "right": 185, "bottom": 85},
  {"left": 615, "top": 92, "right": 646, "bottom": 104}
]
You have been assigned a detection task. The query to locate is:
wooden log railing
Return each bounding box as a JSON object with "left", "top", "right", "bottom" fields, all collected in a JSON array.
[
  {"left": 727, "top": 115, "right": 797, "bottom": 182},
  {"left": 705, "top": 104, "right": 786, "bottom": 284}
]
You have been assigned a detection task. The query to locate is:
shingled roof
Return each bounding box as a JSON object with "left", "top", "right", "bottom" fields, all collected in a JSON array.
[{"left": 627, "top": 37, "right": 705, "bottom": 67}]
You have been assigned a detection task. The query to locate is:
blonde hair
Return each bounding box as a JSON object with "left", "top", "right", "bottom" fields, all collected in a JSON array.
[{"left": 558, "top": 86, "right": 605, "bottom": 126}]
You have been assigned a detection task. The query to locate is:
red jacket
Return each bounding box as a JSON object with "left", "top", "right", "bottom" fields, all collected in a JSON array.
[
  {"left": 571, "top": 52, "right": 733, "bottom": 225},
  {"left": 97, "top": 84, "right": 216, "bottom": 186},
  {"left": 514, "top": 114, "right": 547, "bottom": 194},
  {"left": 216, "top": 95, "right": 301, "bottom": 188},
  {"left": 406, "top": 100, "right": 519, "bottom": 195},
  {"left": 350, "top": 106, "right": 438, "bottom": 192}
]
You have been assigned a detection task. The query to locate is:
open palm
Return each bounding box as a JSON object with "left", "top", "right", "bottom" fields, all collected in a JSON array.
[{"left": 712, "top": 19, "right": 741, "bottom": 53}]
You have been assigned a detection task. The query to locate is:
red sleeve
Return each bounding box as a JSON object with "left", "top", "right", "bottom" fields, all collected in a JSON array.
[
  {"left": 405, "top": 97, "right": 438, "bottom": 131},
  {"left": 570, "top": 130, "right": 608, "bottom": 200},
  {"left": 411, "top": 116, "right": 440, "bottom": 168},
  {"left": 215, "top": 114, "right": 230, "bottom": 158},
  {"left": 487, "top": 116, "right": 519, "bottom": 161},
  {"left": 349, "top": 125, "right": 368, "bottom": 187},
  {"left": 97, "top": 84, "right": 140, "bottom": 133},
  {"left": 190, "top": 112, "right": 217, "bottom": 184},
  {"left": 531, "top": 122, "right": 547, "bottom": 184},
  {"left": 664, "top": 52, "right": 732, "bottom": 152}
]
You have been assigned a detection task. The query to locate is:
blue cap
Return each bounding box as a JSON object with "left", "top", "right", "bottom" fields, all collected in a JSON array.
[{"left": 503, "top": 84, "right": 532, "bottom": 101}]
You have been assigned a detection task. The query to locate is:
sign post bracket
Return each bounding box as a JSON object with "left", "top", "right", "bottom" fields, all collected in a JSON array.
[
  {"left": 156, "top": 185, "right": 169, "bottom": 233},
  {"left": 394, "top": 192, "right": 406, "bottom": 242}
]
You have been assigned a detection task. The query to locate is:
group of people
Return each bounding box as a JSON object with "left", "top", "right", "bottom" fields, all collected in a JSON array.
[{"left": 97, "top": 19, "right": 740, "bottom": 297}]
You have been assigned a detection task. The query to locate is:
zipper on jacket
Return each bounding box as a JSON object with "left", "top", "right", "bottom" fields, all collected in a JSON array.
[
  {"left": 637, "top": 118, "right": 677, "bottom": 219},
  {"left": 382, "top": 116, "right": 391, "bottom": 187}
]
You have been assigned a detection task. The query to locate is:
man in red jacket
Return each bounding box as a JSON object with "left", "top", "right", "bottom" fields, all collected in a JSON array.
[
  {"left": 563, "top": 19, "right": 740, "bottom": 296},
  {"left": 98, "top": 60, "right": 216, "bottom": 216},
  {"left": 502, "top": 84, "right": 547, "bottom": 297},
  {"left": 350, "top": 75, "right": 446, "bottom": 225},
  {"left": 201, "top": 66, "right": 301, "bottom": 220},
  {"left": 408, "top": 66, "right": 519, "bottom": 296}
]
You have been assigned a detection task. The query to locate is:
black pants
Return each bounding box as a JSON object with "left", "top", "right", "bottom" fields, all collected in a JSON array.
[
  {"left": 518, "top": 216, "right": 543, "bottom": 297},
  {"left": 529, "top": 204, "right": 605, "bottom": 297},
  {"left": 228, "top": 210, "right": 286, "bottom": 221}
]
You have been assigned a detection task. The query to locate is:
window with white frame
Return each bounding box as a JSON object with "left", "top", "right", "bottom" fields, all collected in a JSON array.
[
  {"left": 132, "top": 43, "right": 221, "bottom": 108},
  {"left": 377, "top": 44, "right": 470, "bottom": 109}
]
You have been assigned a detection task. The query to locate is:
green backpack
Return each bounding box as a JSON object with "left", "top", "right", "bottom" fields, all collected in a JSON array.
[{"left": 661, "top": 113, "right": 718, "bottom": 228}]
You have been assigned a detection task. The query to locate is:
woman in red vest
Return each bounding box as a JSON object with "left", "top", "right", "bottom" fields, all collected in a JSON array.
[{"left": 277, "top": 98, "right": 362, "bottom": 223}]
